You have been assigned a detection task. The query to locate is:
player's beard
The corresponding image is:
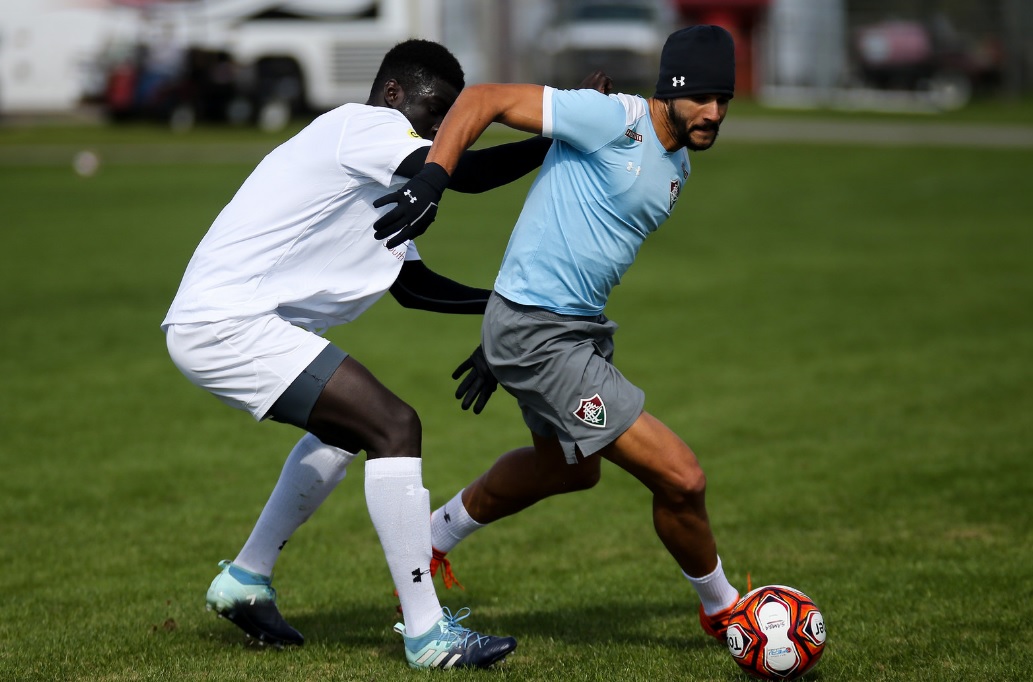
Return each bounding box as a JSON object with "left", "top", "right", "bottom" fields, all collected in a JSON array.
[{"left": 666, "top": 99, "right": 720, "bottom": 151}]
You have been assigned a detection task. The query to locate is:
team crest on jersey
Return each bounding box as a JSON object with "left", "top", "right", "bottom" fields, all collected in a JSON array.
[
  {"left": 624, "top": 128, "right": 643, "bottom": 143},
  {"left": 669, "top": 180, "right": 681, "bottom": 210},
  {"left": 573, "top": 394, "right": 607, "bottom": 428}
]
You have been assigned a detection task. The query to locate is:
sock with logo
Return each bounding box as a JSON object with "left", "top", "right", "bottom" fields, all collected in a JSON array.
[
  {"left": 234, "top": 433, "right": 356, "bottom": 576},
  {"left": 430, "top": 488, "right": 486, "bottom": 553},
  {"left": 365, "top": 457, "right": 443, "bottom": 636},
  {"left": 684, "top": 556, "right": 740, "bottom": 615}
]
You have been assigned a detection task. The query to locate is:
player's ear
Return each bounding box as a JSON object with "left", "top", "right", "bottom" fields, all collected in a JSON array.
[{"left": 383, "top": 79, "right": 406, "bottom": 110}]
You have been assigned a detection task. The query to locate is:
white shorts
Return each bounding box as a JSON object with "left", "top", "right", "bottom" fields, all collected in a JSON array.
[{"left": 164, "top": 315, "right": 330, "bottom": 420}]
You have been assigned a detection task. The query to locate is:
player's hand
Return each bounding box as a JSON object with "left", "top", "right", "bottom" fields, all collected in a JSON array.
[
  {"left": 452, "top": 345, "right": 498, "bottom": 414},
  {"left": 372, "top": 163, "right": 450, "bottom": 249},
  {"left": 578, "top": 70, "right": 613, "bottom": 95}
]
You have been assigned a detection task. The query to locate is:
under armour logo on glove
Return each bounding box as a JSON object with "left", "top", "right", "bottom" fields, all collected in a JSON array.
[
  {"left": 673, "top": 76, "right": 686, "bottom": 86},
  {"left": 373, "top": 163, "right": 451, "bottom": 248}
]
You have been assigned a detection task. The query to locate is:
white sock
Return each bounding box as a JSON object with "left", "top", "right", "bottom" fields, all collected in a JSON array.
[
  {"left": 430, "top": 489, "right": 486, "bottom": 553},
  {"left": 365, "top": 457, "right": 442, "bottom": 637},
  {"left": 234, "top": 433, "right": 356, "bottom": 576},
  {"left": 684, "top": 556, "right": 740, "bottom": 615}
]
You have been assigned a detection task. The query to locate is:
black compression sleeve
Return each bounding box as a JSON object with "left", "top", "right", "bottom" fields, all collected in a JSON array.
[
  {"left": 389, "top": 260, "right": 490, "bottom": 314},
  {"left": 393, "top": 137, "right": 552, "bottom": 193},
  {"left": 395, "top": 146, "right": 430, "bottom": 178},
  {"left": 449, "top": 136, "right": 552, "bottom": 193}
]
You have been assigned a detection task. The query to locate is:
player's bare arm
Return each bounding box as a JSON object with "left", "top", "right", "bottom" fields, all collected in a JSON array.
[
  {"left": 373, "top": 73, "right": 615, "bottom": 246},
  {"left": 426, "top": 84, "right": 547, "bottom": 174}
]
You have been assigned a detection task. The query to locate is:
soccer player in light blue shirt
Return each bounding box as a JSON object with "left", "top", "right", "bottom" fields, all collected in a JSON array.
[
  {"left": 494, "top": 85, "right": 691, "bottom": 315},
  {"left": 375, "top": 26, "right": 744, "bottom": 645}
]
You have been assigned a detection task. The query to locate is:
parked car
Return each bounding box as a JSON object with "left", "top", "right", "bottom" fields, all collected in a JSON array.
[
  {"left": 537, "top": 0, "right": 670, "bottom": 91},
  {"left": 852, "top": 15, "right": 1004, "bottom": 109}
]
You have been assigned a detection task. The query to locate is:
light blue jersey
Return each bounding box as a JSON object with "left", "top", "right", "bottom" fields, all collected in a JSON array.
[{"left": 494, "top": 87, "right": 690, "bottom": 315}]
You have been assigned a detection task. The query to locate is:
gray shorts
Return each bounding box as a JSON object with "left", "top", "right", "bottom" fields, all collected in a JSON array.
[{"left": 483, "top": 294, "right": 645, "bottom": 464}]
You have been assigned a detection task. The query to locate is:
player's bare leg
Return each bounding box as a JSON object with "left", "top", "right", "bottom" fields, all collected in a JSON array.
[
  {"left": 599, "top": 410, "right": 739, "bottom": 637},
  {"left": 211, "top": 356, "right": 516, "bottom": 665},
  {"left": 461, "top": 433, "right": 601, "bottom": 523},
  {"left": 429, "top": 433, "right": 599, "bottom": 585},
  {"left": 312, "top": 358, "right": 516, "bottom": 667},
  {"left": 599, "top": 411, "right": 715, "bottom": 575}
]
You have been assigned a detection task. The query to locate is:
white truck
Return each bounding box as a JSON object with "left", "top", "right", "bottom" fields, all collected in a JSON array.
[
  {"left": 1, "top": 0, "right": 444, "bottom": 126},
  {"left": 140, "top": 0, "right": 444, "bottom": 127}
]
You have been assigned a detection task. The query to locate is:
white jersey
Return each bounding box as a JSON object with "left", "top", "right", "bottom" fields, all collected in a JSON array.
[{"left": 162, "top": 103, "right": 431, "bottom": 333}]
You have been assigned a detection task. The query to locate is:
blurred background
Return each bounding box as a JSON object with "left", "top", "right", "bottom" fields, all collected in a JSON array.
[{"left": 1, "top": 0, "right": 1031, "bottom": 132}]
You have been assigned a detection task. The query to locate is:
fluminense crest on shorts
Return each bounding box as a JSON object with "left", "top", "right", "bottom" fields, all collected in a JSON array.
[{"left": 573, "top": 394, "right": 606, "bottom": 428}]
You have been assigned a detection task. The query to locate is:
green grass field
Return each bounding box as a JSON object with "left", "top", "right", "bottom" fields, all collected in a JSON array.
[{"left": 1, "top": 119, "right": 1031, "bottom": 681}]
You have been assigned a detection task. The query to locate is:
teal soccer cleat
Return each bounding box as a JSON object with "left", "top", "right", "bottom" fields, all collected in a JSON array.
[
  {"left": 395, "top": 607, "right": 516, "bottom": 669},
  {"left": 205, "top": 560, "right": 304, "bottom": 646}
]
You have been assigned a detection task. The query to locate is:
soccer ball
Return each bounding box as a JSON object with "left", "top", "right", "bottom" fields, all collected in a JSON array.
[{"left": 725, "top": 585, "right": 826, "bottom": 680}]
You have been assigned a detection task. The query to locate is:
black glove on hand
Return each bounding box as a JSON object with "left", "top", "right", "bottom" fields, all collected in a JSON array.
[
  {"left": 452, "top": 345, "right": 498, "bottom": 414},
  {"left": 372, "top": 163, "right": 450, "bottom": 249}
]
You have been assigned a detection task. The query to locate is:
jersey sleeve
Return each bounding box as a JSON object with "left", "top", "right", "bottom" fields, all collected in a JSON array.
[
  {"left": 338, "top": 107, "right": 431, "bottom": 186},
  {"left": 541, "top": 87, "right": 629, "bottom": 154}
]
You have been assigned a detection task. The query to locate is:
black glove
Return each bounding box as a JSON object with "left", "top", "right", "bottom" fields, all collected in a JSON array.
[
  {"left": 452, "top": 345, "right": 498, "bottom": 414},
  {"left": 372, "top": 163, "right": 450, "bottom": 249}
]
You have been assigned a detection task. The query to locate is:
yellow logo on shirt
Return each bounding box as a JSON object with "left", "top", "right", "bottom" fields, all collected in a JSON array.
[{"left": 408, "top": 129, "right": 420, "bottom": 138}]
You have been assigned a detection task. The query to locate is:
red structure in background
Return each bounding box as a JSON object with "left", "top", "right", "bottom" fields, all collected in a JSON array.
[{"left": 671, "top": 0, "right": 770, "bottom": 96}]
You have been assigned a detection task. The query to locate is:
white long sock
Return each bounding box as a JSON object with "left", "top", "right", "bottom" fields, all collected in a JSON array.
[
  {"left": 430, "top": 489, "right": 485, "bottom": 553},
  {"left": 234, "top": 433, "right": 356, "bottom": 576},
  {"left": 684, "top": 556, "right": 740, "bottom": 614},
  {"left": 365, "top": 457, "right": 442, "bottom": 637}
]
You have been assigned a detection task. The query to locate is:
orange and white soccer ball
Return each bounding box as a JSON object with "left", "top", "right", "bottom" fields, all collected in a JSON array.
[{"left": 725, "top": 585, "right": 826, "bottom": 680}]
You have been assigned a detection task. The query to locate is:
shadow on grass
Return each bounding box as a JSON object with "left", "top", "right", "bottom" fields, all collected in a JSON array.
[
  {"left": 196, "top": 600, "right": 831, "bottom": 681},
  {"left": 200, "top": 597, "right": 721, "bottom": 652}
]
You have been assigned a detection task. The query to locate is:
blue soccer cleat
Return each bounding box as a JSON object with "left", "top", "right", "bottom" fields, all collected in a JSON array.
[
  {"left": 395, "top": 606, "right": 516, "bottom": 669},
  {"left": 205, "top": 560, "right": 304, "bottom": 646}
]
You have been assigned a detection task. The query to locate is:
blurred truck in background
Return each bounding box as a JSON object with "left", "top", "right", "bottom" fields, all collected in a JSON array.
[{"left": 1, "top": 0, "right": 441, "bottom": 130}]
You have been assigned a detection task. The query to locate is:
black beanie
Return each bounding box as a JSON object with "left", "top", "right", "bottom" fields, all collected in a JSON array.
[{"left": 654, "top": 25, "right": 735, "bottom": 99}]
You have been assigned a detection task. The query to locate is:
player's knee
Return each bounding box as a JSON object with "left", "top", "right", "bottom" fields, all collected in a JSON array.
[
  {"left": 659, "top": 464, "right": 707, "bottom": 506},
  {"left": 365, "top": 402, "right": 422, "bottom": 457},
  {"left": 565, "top": 463, "right": 601, "bottom": 492}
]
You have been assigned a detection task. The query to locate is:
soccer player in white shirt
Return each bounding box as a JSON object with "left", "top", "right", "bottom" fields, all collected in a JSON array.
[
  {"left": 162, "top": 40, "right": 601, "bottom": 669},
  {"left": 374, "top": 27, "right": 744, "bottom": 647}
]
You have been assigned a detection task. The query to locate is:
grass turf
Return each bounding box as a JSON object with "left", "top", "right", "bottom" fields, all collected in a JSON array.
[{"left": 1, "top": 124, "right": 1031, "bottom": 681}]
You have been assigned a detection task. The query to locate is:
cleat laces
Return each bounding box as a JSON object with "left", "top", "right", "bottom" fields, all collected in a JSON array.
[
  {"left": 439, "top": 607, "right": 488, "bottom": 649},
  {"left": 431, "top": 548, "right": 464, "bottom": 590}
]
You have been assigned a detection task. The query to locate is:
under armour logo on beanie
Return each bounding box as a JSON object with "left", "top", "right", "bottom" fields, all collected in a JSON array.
[{"left": 654, "top": 25, "right": 735, "bottom": 100}]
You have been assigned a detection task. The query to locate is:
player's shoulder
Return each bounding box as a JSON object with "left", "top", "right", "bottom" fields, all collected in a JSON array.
[
  {"left": 609, "top": 93, "right": 648, "bottom": 127},
  {"left": 339, "top": 102, "right": 405, "bottom": 123},
  {"left": 554, "top": 89, "right": 646, "bottom": 123},
  {"left": 333, "top": 103, "right": 419, "bottom": 136}
]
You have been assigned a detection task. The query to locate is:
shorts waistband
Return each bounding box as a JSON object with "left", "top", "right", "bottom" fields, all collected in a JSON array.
[{"left": 494, "top": 293, "right": 604, "bottom": 323}]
